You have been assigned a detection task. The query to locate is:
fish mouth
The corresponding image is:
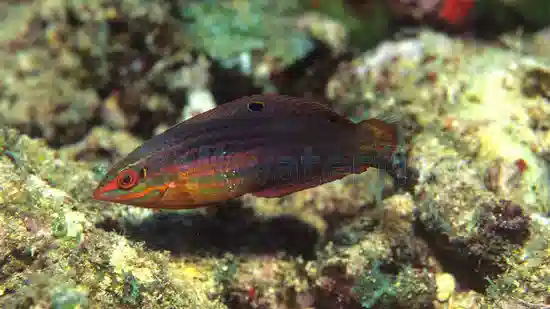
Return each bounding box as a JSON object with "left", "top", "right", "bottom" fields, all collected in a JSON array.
[
  {"left": 92, "top": 185, "right": 111, "bottom": 202},
  {"left": 92, "top": 181, "right": 127, "bottom": 203},
  {"left": 91, "top": 176, "right": 118, "bottom": 201},
  {"left": 92, "top": 184, "right": 167, "bottom": 206}
]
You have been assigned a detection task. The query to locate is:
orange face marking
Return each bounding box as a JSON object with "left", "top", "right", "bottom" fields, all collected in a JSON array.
[{"left": 159, "top": 152, "right": 259, "bottom": 206}]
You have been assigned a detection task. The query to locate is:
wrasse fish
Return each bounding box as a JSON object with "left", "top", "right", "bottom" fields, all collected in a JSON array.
[{"left": 92, "top": 94, "right": 413, "bottom": 209}]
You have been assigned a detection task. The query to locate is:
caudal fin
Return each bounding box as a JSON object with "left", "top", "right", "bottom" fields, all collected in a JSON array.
[
  {"left": 357, "top": 118, "right": 400, "bottom": 153},
  {"left": 356, "top": 117, "right": 418, "bottom": 192}
]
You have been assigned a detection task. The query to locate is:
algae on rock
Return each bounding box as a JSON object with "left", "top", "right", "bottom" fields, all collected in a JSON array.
[
  {"left": 181, "top": 0, "right": 315, "bottom": 71},
  {"left": 0, "top": 128, "right": 227, "bottom": 309},
  {"left": 323, "top": 29, "right": 550, "bottom": 307}
]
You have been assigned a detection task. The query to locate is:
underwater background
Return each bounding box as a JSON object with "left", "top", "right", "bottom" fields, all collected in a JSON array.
[{"left": 0, "top": 0, "right": 550, "bottom": 308}]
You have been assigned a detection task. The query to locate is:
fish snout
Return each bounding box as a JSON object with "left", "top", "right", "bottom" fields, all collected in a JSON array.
[
  {"left": 92, "top": 177, "right": 122, "bottom": 202},
  {"left": 92, "top": 185, "right": 110, "bottom": 202}
]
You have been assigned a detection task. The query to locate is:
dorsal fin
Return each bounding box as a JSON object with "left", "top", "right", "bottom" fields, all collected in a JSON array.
[{"left": 183, "top": 94, "right": 353, "bottom": 125}]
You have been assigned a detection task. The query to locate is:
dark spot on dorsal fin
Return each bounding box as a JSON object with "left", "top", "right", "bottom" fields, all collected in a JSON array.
[{"left": 247, "top": 101, "right": 265, "bottom": 112}]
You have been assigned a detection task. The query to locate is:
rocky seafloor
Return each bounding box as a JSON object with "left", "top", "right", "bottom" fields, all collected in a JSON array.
[{"left": 1, "top": 1, "right": 550, "bottom": 309}]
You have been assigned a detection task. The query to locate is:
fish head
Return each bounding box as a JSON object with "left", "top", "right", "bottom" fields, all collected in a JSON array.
[
  {"left": 92, "top": 150, "right": 236, "bottom": 209},
  {"left": 92, "top": 158, "right": 173, "bottom": 207}
]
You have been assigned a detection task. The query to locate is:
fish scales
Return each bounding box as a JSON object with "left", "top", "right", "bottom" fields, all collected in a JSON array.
[
  {"left": 136, "top": 115, "right": 352, "bottom": 177},
  {"left": 93, "top": 94, "right": 411, "bottom": 209},
  {"left": 119, "top": 115, "right": 344, "bottom": 173}
]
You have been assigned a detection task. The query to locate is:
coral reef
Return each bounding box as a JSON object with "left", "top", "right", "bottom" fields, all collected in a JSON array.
[
  {"left": 323, "top": 29, "right": 550, "bottom": 308},
  {"left": 1, "top": 0, "right": 550, "bottom": 308},
  {"left": 0, "top": 129, "right": 226, "bottom": 308}
]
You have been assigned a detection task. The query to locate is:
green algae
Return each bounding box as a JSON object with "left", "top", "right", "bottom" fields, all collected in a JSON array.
[
  {"left": 305, "top": 0, "right": 392, "bottom": 50},
  {"left": 181, "top": 0, "right": 314, "bottom": 71}
]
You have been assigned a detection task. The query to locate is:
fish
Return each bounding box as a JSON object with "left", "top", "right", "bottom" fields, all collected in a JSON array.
[{"left": 92, "top": 94, "right": 415, "bottom": 209}]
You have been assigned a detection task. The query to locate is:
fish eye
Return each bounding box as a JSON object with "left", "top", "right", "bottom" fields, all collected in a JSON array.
[
  {"left": 247, "top": 101, "right": 264, "bottom": 112},
  {"left": 117, "top": 169, "right": 139, "bottom": 190}
]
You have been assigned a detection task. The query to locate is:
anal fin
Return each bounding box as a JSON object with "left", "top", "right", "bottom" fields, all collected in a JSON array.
[{"left": 251, "top": 173, "right": 351, "bottom": 198}]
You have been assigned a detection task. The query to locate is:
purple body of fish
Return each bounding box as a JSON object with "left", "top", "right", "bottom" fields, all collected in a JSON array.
[{"left": 93, "top": 94, "right": 414, "bottom": 209}]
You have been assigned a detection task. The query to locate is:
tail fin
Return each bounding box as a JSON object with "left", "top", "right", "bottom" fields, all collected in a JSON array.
[
  {"left": 356, "top": 117, "right": 417, "bottom": 192},
  {"left": 357, "top": 118, "right": 400, "bottom": 153}
]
